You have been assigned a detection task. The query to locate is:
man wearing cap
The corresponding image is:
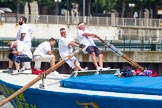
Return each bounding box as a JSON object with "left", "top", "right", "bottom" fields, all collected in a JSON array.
[
  {"left": 33, "top": 38, "right": 59, "bottom": 75},
  {"left": 77, "top": 22, "right": 103, "bottom": 70},
  {"left": 3, "top": 40, "right": 32, "bottom": 74},
  {"left": 59, "top": 28, "right": 86, "bottom": 72}
]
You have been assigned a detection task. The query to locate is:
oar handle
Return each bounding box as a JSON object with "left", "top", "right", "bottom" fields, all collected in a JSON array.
[
  {"left": 97, "top": 36, "right": 105, "bottom": 43},
  {"left": 97, "top": 36, "right": 144, "bottom": 71}
]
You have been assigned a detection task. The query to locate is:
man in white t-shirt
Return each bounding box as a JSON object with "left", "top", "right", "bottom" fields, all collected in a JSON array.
[
  {"left": 16, "top": 16, "right": 33, "bottom": 48},
  {"left": 59, "top": 28, "right": 85, "bottom": 71},
  {"left": 16, "top": 16, "right": 33, "bottom": 70},
  {"left": 33, "top": 38, "right": 58, "bottom": 74},
  {"left": 77, "top": 22, "right": 103, "bottom": 70},
  {"left": 5, "top": 40, "right": 32, "bottom": 75}
]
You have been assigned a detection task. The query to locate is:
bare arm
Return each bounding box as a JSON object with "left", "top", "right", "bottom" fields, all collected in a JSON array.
[
  {"left": 82, "top": 32, "right": 102, "bottom": 41},
  {"left": 47, "top": 50, "right": 53, "bottom": 55},
  {"left": 82, "top": 32, "right": 98, "bottom": 38},
  {"left": 11, "top": 51, "right": 22, "bottom": 55},
  {"left": 68, "top": 41, "right": 79, "bottom": 47}
]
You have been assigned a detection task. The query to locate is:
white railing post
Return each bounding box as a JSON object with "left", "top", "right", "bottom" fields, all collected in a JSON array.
[
  {"left": 106, "top": 17, "right": 108, "bottom": 26},
  {"left": 115, "top": 17, "right": 118, "bottom": 26},
  {"left": 46, "top": 15, "right": 48, "bottom": 24},
  {"left": 134, "top": 18, "right": 137, "bottom": 26},
  {"left": 57, "top": 15, "right": 59, "bottom": 24},
  {"left": 123, "top": 18, "right": 125, "bottom": 26},
  {"left": 97, "top": 17, "right": 99, "bottom": 26},
  {"left": 68, "top": 13, "right": 70, "bottom": 25},
  {"left": 159, "top": 19, "right": 161, "bottom": 27},
  {"left": 87, "top": 16, "right": 89, "bottom": 25}
]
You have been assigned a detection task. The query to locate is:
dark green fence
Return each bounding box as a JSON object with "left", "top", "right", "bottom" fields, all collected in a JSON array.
[
  {"left": 0, "top": 38, "right": 59, "bottom": 50},
  {"left": 0, "top": 39, "right": 161, "bottom": 51},
  {"left": 94, "top": 40, "right": 161, "bottom": 51}
]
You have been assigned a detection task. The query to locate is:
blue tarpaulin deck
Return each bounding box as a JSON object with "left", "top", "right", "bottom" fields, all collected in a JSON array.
[
  {"left": 1, "top": 72, "right": 162, "bottom": 108},
  {"left": 60, "top": 74, "right": 162, "bottom": 95}
]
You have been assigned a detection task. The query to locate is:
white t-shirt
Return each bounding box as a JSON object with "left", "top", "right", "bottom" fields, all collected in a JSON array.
[
  {"left": 16, "top": 40, "right": 32, "bottom": 59},
  {"left": 77, "top": 29, "right": 96, "bottom": 53},
  {"left": 59, "top": 36, "right": 73, "bottom": 59},
  {"left": 16, "top": 24, "right": 33, "bottom": 49},
  {"left": 33, "top": 41, "right": 51, "bottom": 56}
]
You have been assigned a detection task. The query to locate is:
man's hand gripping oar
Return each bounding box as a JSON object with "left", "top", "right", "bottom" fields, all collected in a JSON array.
[
  {"left": 0, "top": 47, "right": 83, "bottom": 107},
  {"left": 96, "top": 36, "right": 144, "bottom": 71}
]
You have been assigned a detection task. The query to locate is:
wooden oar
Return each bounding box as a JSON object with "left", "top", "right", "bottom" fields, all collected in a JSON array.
[
  {"left": 0, "top": 48, "right": 83, "bottom": 107},
  {"left": 97, "top": 36, "right": 144, "bottom": 71}
]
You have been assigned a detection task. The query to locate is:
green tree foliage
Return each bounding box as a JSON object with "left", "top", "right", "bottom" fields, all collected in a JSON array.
[
  {"left": 0, "top": 0, "right": 162, "bottom": 18},
  {"left": 0, "top": 0, "right": 26, "bottom": 13}
]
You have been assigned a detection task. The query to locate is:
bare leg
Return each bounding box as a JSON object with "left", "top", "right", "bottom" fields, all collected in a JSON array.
[
  {"left": 74, "top": 60, "right": 82, "bottom": 71},
  {"left": 8, "top": 59, "right": 13, "bottom": 68},
  {"left": 91, "top": 52, "right": 99, "bottom": 69},
  {"left": 50, "top": 55, "right": 55, "bottom": 67},
  {"left": 98, "top": 54, "right": 103, "bottom": 68},
  {"left": 22, "top": 62, "right": 25, "bottom": 68},
  {"left": 74, "top": 67, "right": 79, "bottom": 71},
  {"left": 14, "top": 62, "right": 20, "bottom": 70}
]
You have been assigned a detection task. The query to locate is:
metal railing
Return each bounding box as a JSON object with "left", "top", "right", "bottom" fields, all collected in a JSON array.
[
  {"left": 32, "top": 15, "right": 162, "bottom": 28},
  {"left": 1, "top": 14, "right": 162, "bottom": 49},
  {"left": 1, "top": 14, "right": 162, "bottom": 27},
  {"left": 95, "top": 40, "right": 162, "bottom": 51},
  {"left": 1, "top": 39, "right": 162, "bottom": 51}
]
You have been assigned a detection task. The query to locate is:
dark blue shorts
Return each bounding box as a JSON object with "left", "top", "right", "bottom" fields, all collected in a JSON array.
[
  {"left": 86, "top": 46, "right": 101, "bottom": 57},
  {"left": 8, "top": 53, "right": 32, "bottom": 63},
  {"left": 8, "top": 53, "right": 14, "bottom": 60}
]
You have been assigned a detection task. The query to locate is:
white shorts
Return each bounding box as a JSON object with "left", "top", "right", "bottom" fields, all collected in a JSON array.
[
  {"left": 33, "top": 55, "right": 54, "bottom": 69},
  {"left": 33, "top": 55, "right": 54, "bottom": 62},
  {"left": 65, "top": 56, "right": 80, "bottom": 69}
]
